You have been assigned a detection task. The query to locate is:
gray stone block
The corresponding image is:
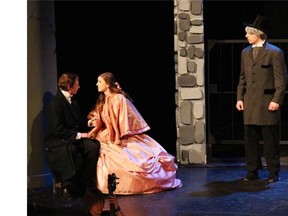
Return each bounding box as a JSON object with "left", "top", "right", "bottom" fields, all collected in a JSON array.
[
  {"left": 191, "top": 0, "right": 203, "bottom": 15},
  {"left": 181, "top": 149, "right": 189, "bottom": 162},
  {"left": 178, "top": 31, "right": 187, "bottom": 41},
  {"left": 179, "top": 48, "right": 187, "bottom": 57},
  {"left": 187, "top": 45, "right": 195, "bottom": 59},
  {"left": 195, "top": 120, "right": 205, "bottom": 143},
  {"left": 187, "top": 34, "right": 203, "bottom": 44},
  {"left": 179, "top": 125, "right": 194, "bottom": 144},
  {"left": 175, "top": 91, "right": 179, "bottom": 106},
  {"left": 179, "top": 19, "right": 190, "bottom": 31},
  {"left": 195, "top": 47, "right": 204, "bottom": 58},
  {"left": 180, "top": 101, "right": 192, "bottom": 124},
  {"left": 174, "top": 53, "right": 178, "bottom": 63},
  {"left": 191, "top": 19, "right": 203, "bottom": 26},
  {"left": 187, "top": 61, "right": 197, "bottom": 72},
  {"left": 178, "top": 74, "right": 196, "bottom": 87},
  {"left": 174, "top": 20, "right": 177, "bottom": 34},
  {"left": 178, "top": 12, "right": 189, "bottom": 19},
  {"left": 188, "top": 147, "right": 205, "bottom": 164}
]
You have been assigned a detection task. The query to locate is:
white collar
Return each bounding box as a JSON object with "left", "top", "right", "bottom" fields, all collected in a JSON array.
[
  {"left": 252, "top": 40, "right": 265, "bottom": 48},
  {"left": 61, "top": 89, "right": 73, "bottom": 103}
]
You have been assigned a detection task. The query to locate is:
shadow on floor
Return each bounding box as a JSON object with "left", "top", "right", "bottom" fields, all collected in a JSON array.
[{"left": 189, "top": 179, "right": 271, "bottom": 198}]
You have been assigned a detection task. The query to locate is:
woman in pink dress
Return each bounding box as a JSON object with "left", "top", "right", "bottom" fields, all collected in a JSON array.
[{"left": 87, "top": 72, "right": 182, "bottom": 195}]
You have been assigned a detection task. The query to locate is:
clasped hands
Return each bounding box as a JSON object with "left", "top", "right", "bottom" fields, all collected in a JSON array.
[
  {"left": 86, "top": 111, "right": 121, "bottom": 144},
  {"left": 108, "top": 139, "right": 121, "bottom": 145},
  {"left": 107, "top": 131, "right": 121, "bottom": 145},
  {"left": 85, "top": 127, "right": 121, "bottom": 145},
  {"left": 87, "top": 127, "right": 98, "bottom": 139}
]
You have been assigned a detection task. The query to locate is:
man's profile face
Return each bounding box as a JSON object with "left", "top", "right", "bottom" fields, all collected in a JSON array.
[
  {"left": 245, "top": 32, "right": 261, "bottom": 45},
  {"left": 68, "top": 79, "right": 80, "bottom": 95}
]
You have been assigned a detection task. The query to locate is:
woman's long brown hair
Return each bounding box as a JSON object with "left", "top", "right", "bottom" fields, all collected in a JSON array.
[{"left": 93, "top": 72, "right": 133, "bottom": 113}]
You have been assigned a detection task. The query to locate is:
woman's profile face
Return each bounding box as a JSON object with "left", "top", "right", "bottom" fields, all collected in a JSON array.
[{"left": 96, "top": 76, "right": 109, "bottom": 93}]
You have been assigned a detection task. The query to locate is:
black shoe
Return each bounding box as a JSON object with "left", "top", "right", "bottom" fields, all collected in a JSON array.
[
  {"left": 60, "top": 187, "right": 76, "bottom": 201},
  {"left": 268, "top": 174, "right": 279, "bottom": 183},
  {"left": 243, "top": 172, "right": 259, "bottom": 182}
]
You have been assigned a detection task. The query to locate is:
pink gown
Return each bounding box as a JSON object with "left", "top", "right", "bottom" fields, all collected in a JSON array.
[{"left": 89, "top": 94, "right": 182, "bottom": 195}]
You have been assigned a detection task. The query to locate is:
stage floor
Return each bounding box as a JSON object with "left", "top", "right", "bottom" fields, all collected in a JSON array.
[{"left": 28, "top": 164, "right": 288, "bottom": 216}]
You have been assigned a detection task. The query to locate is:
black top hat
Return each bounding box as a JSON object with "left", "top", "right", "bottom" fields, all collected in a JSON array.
[{"left": 244, "top": 15, "right": 270, "bottom": 34}]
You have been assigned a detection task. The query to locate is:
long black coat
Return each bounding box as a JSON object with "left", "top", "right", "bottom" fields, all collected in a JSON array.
[
  {"left": 237, "top": 42, "right": 287, "bottom": 125},
  {"left": 45, "top": 89, "right": 88, "bottom": 180}
]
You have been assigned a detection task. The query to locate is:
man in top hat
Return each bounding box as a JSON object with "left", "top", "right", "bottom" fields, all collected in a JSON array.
[{"left": 236, "top": 15, "right": 287, "bottom": 183}]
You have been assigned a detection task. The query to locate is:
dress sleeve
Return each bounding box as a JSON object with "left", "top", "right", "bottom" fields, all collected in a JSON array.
[
  {"left": 107, "top": 96, "right": 119, "bottom": 143},
  {"left": 110, "top": 94, "right": 150, "bottom": 138},
  {"left": 87, "top": 110, "right": 103, "bottom": 138}
]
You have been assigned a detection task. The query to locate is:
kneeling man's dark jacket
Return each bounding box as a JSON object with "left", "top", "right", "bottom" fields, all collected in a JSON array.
[{"left": 45, "top": 90, "right": 88, "bottom": 181}]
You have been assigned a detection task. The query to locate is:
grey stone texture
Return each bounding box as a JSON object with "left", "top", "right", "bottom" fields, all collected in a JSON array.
[
  {"left": 179, "top": 16, "right": 191, "bottom": 31},
  {"left": 180, "top": 101, "right": 192, "bottom": 124},
  {"left": 178, "top": 31, "right": 187, "bottom": 41},
  {"left": 187, "top": 34, "right": 203, "bottom": 44},
  {"left": 175, "top": 0, "right": 206, "bottom": 164},
  {"left": 195, "top": 120, "right": 205, "bottom": 143},
  {"left": 179, "top": 125, "right": 195, "bottom": 145},
  {"left": 179, "top": 48, "right": 187, "bottom": 57},
  {"left": 187, "top": 45, "right": 195, "bottom": 59},
  {"left": 187, "top": 60, "right": 197, "bottom": 72},
  {"left": 191, "top": 19, "right": 203, "bottom": 26},
  {"left": 191, "top": 0, "right": 202, "bottom": 15},
  {"left": 195, "top": 47, "right": 204, "bottom": 58},
  {"left": 178, "top": 74, "right": 196, "bottom": 87}
]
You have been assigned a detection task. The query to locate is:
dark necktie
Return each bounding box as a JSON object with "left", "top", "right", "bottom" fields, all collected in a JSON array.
[{"left": 253, "top": 47, "right": 261, "bottom": 59}]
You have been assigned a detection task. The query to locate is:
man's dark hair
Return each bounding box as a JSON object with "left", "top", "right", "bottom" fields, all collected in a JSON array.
[{"left": 58, "top": 73, "right": 79, "bottom": 91}]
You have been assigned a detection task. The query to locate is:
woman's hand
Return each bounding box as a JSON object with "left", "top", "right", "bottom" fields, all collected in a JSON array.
[
  {"left": 81, "top": 133, "right": 90, "bottom": 139},
  {"left": 114, "top": 139, "right": 121, "bottom": 145},
  {"left": 114, "top": 132, "right": 121, "bottom": 145},
  {"left": 88, "top": 127, "right": 98, "bottom": 139},
  {"left": 87, "top": 111, "right": 96, "bottom": 120}
]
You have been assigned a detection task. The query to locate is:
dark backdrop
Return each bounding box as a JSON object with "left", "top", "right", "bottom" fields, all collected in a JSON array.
[
  {"left": 54, "top": 1, "right": 177, "bottom": 154},
  {"left": 54, "top": 0, "right": 288, "bottom": 157},
  {"left": 204, "top": 1, "right": 288, "bottom": 40}
]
